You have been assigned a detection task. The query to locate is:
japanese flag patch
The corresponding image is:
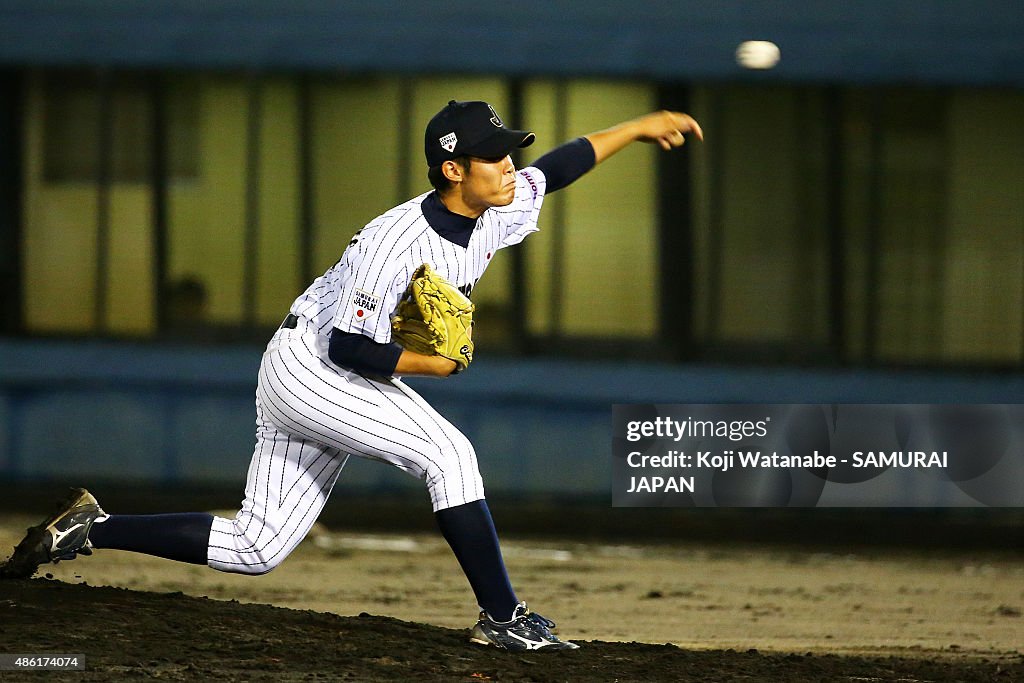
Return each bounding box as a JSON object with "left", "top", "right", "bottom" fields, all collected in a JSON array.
[{"left": 351, "top": 289, "right": 381, "bottom": 321}]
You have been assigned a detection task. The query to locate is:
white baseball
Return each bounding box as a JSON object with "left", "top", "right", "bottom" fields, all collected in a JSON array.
[{"left": 735, "top": 40, "right": 780, "bottom": 69}]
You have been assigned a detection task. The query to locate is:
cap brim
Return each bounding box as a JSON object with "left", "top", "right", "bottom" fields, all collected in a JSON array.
[{"left": 467, "top": 129, "right": 536, "bottom": 159}]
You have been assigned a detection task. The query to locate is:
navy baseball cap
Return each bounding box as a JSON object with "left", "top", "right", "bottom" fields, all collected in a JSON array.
[{"left": 424, "top": 100, "right": 535, "bottom": 167}]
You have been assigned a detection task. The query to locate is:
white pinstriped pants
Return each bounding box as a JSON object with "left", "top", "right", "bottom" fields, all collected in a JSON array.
[{"left": 207, "top": 328, "right": 485, "bottom": 574}]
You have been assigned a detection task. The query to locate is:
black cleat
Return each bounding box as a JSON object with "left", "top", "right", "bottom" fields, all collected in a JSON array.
[
  {"left": 0, "top": 488, "right": 108, "bottom": 579},
  {"left": 469, "top": 601, "right": 578, "bottom": 651},
  {"left": 526, "top": 611, "right": 558, "bottom": 633}
]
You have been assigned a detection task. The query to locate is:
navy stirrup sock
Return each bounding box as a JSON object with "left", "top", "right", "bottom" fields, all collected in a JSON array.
[
  {"left": 88, "top": 513, "right": 214, "bottom": 565},
  {"left": 435, "top": 499, "right": 518, "bottom": 622}
]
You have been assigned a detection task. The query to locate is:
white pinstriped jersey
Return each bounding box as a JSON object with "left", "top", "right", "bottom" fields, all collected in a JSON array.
[
  {"left": 206, "top": 167, "right": 548, "bottom": 572},
  {"left": 288, "top": 167, "right": 547, "bottom": 345}
]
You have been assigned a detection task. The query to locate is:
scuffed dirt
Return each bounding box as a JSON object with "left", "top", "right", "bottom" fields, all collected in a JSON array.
[{"left": 0, "top": 578, "right": 1021, "bottom": 682}]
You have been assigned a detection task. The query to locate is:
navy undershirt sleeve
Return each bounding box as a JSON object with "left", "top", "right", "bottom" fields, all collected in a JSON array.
[
  {"left": 328, "top": 328, "right": 404, "bottom": 376},
  {"left": 530, "top": 137, "right": 596, "bottom": 193}
]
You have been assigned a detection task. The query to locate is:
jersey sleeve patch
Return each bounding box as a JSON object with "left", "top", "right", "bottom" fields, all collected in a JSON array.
[
  {"left": 494, "top": 167, "right": 547, "bottom": 249},
  {"left": 521, "top": 168, "right": 540, "bottom": 199},
  {"left": 351, "top": 289, "right": 382, "bottom": 321}
]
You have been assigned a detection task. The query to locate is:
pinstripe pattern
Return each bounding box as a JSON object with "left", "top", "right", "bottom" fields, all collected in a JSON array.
[
  {"left": 206, "top": 169, "right": 547, "bottom": 574},
  {"left": 289, "top": 168, "right": 547, "bottom": 342},
  {"left": 208, "top": 328, "right": 484, "bottom": 573}
]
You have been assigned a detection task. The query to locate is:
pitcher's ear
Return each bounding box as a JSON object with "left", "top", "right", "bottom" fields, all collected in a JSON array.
[{"left": 442, "top": 159, "right": 466, "bottom": 183}]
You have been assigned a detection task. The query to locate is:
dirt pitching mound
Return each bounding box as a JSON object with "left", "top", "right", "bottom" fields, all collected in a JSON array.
[{"left": 0, "top": 579, "right": 1020, "bottom": 682}]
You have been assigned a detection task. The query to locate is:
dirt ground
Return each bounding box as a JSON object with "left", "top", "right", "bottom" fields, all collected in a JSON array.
[{"left": 1, "top": 511, "right": 1022, "bottom": 682}]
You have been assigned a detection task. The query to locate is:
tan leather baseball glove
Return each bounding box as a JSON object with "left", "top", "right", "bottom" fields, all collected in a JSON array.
[{"left": 391, "top": 263, "right": 474, "bottom": 373}]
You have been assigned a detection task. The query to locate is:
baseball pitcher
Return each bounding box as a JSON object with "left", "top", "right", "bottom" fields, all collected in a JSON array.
[{"left": 2, "top": 99, "right": 702, "bottom": 651}]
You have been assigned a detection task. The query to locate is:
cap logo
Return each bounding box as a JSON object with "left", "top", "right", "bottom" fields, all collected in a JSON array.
[
  {"left": 487, "top": 105, "right": 503, "bottom": 127},
  {"left": 439, "top": 132, "right": 457, "bottom": 153}
]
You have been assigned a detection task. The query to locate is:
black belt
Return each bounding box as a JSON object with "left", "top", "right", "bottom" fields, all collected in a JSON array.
[{"left": 280, "top": 313, "right": 299, "bottom": 329}]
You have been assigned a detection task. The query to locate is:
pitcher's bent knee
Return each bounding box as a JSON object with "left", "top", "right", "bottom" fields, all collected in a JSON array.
[
  {"left": 206, "top": 514, "right": 295, "bottom": 575},
  {"left": 423, "top": 441, "right": 485, "bottom": 511}
]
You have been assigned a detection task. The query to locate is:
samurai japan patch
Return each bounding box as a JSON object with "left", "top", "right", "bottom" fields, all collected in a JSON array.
[
  {"left": 439, "top": 132, "right": 458, "bottom": 153},
  {"left": 351, "top": 289, "right": 381, "bottom": 321}
]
